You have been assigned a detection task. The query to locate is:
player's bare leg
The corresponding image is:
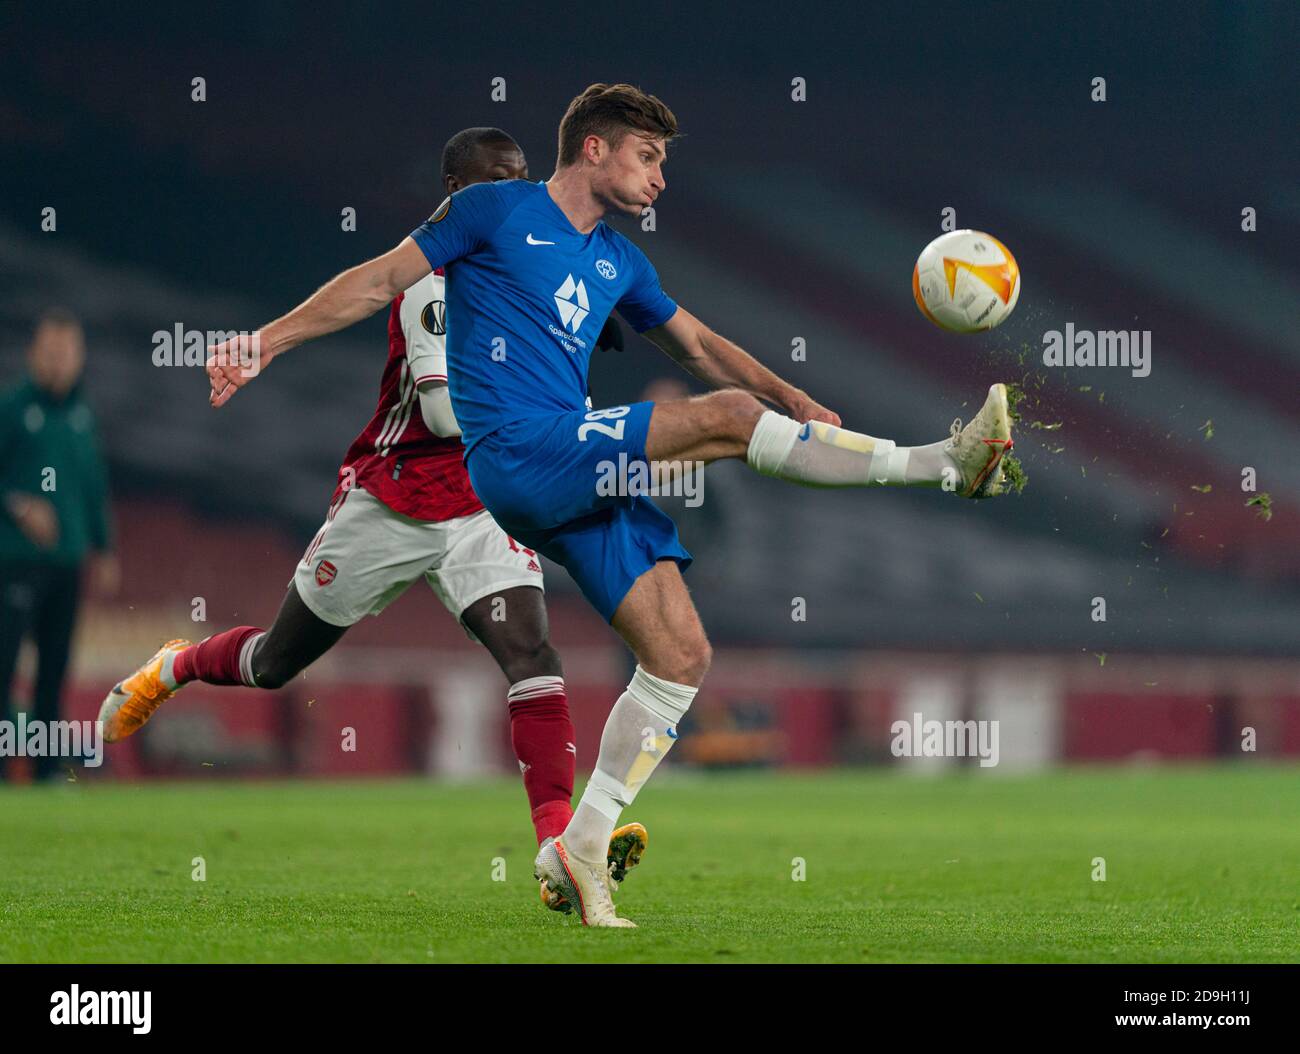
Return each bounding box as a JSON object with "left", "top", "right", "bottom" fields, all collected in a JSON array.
[
  {"left": 99, "top": 588, "right": 346, "bottom": 742},
  {"left": 537, "top": 561, "right": 705, "bottom": 927},
  {"left": 462, "top": 585, "right": 562, "bottom": 684},
  {"left": 644, "top": 383, "right": 1015, "bottom": 498}
]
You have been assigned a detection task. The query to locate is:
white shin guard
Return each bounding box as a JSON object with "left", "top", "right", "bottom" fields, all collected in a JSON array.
[
  {"left": 564, "top": 666, "right": 697, "bottom": 862},
  {"left": 746, "top": 410, "right": 927, "bottom": 486}
]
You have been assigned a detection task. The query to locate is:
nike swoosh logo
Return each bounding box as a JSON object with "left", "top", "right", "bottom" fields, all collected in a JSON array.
[
  {"left": 526, "top": 234, "right": 555, "bottom": 245},
  {"left": 797, "top": 423, "right": 812, "bottom": 441}
]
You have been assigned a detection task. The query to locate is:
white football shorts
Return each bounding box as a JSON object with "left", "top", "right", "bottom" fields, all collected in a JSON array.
[{"left": 291, "top": 486, "right": 544, "bottom": 634}]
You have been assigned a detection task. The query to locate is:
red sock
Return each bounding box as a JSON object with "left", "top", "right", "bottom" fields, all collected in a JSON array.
[
  {"left": 173, "top": 626, "right": 264, "bottom": 687},
  {"left": 507, "top": 676, "right": 575, "bottom": 844}
]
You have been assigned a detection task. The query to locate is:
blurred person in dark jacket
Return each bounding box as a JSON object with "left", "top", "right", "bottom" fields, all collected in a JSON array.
[{"left": 0, "top": 309, "right": 118, "bottom": 781}]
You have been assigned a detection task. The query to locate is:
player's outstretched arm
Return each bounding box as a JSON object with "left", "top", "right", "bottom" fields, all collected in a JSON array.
[
  {"left": 644, "top": 306, "right": 1016, "bottom": 498},
  {"left": 207, "top": 237, "right": 431, "bottom": 408},
  {"left": 643, "top": 306, "right": 839, "bottom": 426}
]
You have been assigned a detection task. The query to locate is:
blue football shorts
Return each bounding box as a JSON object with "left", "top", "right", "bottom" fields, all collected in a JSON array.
[{"left": 465, "top": 401, "right": 692, "bottom": 621}]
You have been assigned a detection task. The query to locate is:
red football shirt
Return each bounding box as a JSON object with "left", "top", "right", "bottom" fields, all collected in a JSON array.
[{"left": 332, "top": 270, "right": 483, "bottom": 521}]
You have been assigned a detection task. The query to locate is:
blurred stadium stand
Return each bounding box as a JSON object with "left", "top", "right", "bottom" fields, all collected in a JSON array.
[{"left": 2, "top": 2, "right": 1297, "bottom": 779}]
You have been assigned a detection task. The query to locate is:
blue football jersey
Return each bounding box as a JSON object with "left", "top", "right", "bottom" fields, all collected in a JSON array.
[{"left": 409, "top": 180, "right": 678, "bottom": 455}]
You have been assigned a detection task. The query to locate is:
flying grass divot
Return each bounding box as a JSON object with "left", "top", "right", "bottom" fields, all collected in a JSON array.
[
  {"left": 1000, "top": 453, "right": 1028, "bottom": 495},
  {"left": 1246, "top": 493, "right": 1272, "bottom": 522},
  {"left": 999, "top": 381, "right": 1029, "bottom": 494}
]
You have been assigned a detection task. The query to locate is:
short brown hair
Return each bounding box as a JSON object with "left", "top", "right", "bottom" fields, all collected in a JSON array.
[{"left": 557, "top": 83, "right": 678, "bottom": 167}]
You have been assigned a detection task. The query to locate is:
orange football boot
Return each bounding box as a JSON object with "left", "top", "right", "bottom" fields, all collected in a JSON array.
[
  {"left": 98, "top": 639, "right": 192, "bottom": 743},
  {"left": 537, "top": 821, "right": 649, "bottom": 913}
]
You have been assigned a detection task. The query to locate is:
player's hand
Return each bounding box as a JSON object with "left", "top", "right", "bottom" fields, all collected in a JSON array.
[
  {"left": 784, "top": 390, "right": 840, "bottom": 428},
  {"left": 207, "top": 331, "right": 273, "bottom": 408},
  {"left": 5, "top": 492, "right": 59, "bottom": 549}
]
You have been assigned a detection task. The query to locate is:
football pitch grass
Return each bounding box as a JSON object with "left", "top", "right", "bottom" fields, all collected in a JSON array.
[{"left": 2, "top": 766, "right": 1297, "bottom": 963}]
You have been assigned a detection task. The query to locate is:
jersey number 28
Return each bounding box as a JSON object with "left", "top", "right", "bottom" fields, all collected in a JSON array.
[{"left": 576, "top": 405, "right": 631, "bottom": 442}]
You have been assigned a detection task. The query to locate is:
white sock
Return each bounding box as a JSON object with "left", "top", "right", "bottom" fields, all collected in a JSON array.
[
  {"left": 563, "top": 666, "right": 697, "bottom": 863},
  {"left": 238, "top": 632, "right": 266, "bottom": 688},
  {"left": 160, "top": 650, "right": 180, "bottom": 690},
  {"left": 746, "top": 410, "right": 953, "bottom": 487}
]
